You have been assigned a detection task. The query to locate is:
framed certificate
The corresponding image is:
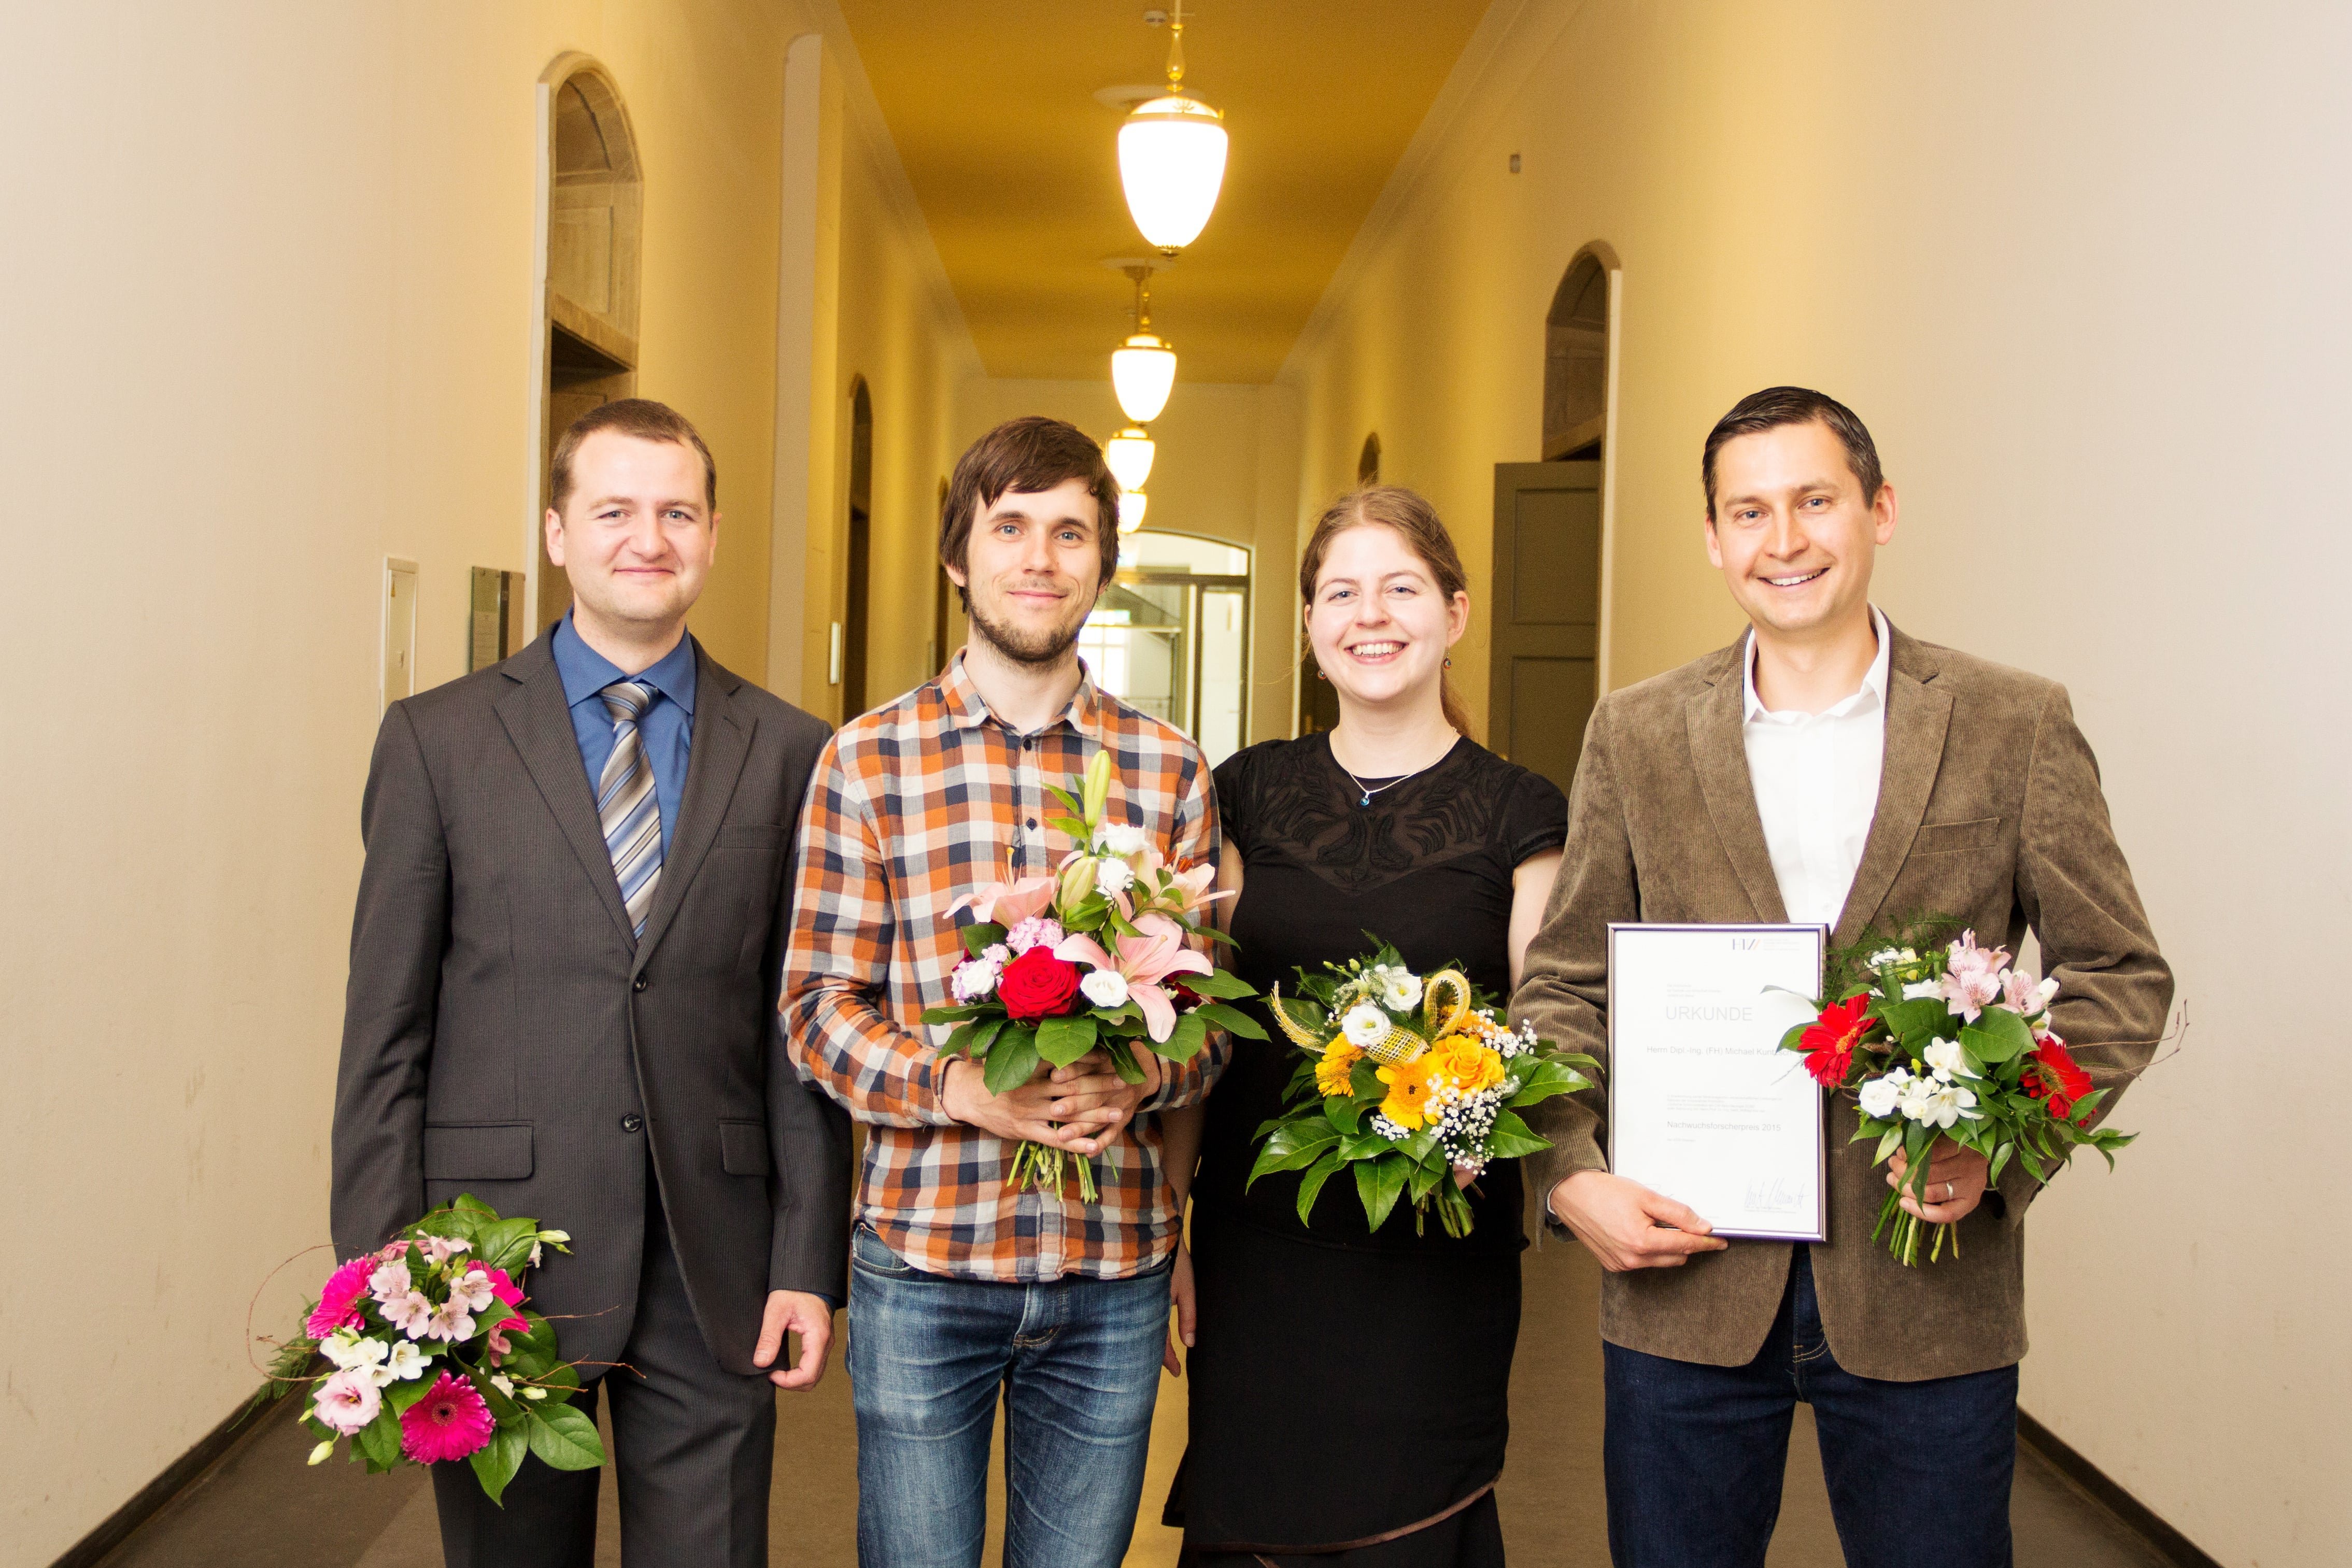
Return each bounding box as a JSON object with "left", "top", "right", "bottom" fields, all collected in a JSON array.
[{"left": 1607, "top": 923, "right": 1829, "bottom": 1242}]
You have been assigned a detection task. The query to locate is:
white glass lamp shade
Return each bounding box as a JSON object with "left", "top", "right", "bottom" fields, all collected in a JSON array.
[
  {"left": 1117, "top": 490, "right": 1149, "bottom": 534},
  {"left": 1111, "top": 334, "right": 1177, "bottom": 423},
  {"left": 1104, "top": 427, "right": 1156, "bottom": 492},
  {"left": 1118, "top": 94, "right": 1228, "bottom": 253}
]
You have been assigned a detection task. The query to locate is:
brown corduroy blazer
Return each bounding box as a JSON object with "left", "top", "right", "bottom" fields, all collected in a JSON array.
[{"left": 1512, "top": 622, "right": 2172, "bottom": 1381}]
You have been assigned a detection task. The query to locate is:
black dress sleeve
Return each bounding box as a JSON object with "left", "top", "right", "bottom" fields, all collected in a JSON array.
[
  {"left": 1499, "top": 766, "right": 1569, "bottom": 868},
  {"left": 1212, "top": 745, "right": 1257, "bottom": 859}
]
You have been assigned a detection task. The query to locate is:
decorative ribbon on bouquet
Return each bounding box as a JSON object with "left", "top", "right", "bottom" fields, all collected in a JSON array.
[{"left": 1267, "top": 966, "right": 1475, "bottom": 1064}]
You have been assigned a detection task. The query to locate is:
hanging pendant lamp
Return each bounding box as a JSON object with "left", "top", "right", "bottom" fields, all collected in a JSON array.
[
  {"left": 1118, "top": 2, "right": 1227, "bottom": 254},
  {"left": 1111, "top": 266, "right": 1177, "bottom": 424},
  {"left": 1118, "top": 490, "right": 1149, "bottom": 534},
  {"left": 1104, "top": 426, "right": 1156, "bottom": 492}
]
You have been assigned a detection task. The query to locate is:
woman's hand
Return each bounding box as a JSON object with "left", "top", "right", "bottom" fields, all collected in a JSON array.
[{"left": 1163, "top": 1240, "right": 1196, "bottom": 1376}]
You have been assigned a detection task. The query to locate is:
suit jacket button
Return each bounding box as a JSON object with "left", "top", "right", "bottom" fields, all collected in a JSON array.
[
  {"left": 632, "top": 974, "right": 650, "bottom": 992},
  {"left": 620, "top": 1114, "right": 644, "bottom": 1134}
]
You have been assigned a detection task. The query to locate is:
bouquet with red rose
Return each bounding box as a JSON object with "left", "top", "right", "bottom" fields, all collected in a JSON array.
[
  {"left": 248, "top": 1195, "right": 602, "bottom": 1503},
  {"left": 920, "top": 750, "right": 1264, "bottom": 1198},
  {"left": 1781, "top": 923, "right": 2136, "bottom": 1265}
]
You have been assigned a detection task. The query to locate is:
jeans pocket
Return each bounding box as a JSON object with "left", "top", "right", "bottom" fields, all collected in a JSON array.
[{"left": 851, "top": 1223, "right": 921, "bottom": 1279}]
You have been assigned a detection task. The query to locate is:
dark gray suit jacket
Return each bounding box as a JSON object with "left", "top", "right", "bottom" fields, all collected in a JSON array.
[{"left": 332, "top": 631, "right": 851, "bottom": 1376}]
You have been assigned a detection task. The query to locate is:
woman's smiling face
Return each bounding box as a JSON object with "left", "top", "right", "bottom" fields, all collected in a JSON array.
[{"left": 1305, "top": 523, "right": 1469, "bottom": 714}]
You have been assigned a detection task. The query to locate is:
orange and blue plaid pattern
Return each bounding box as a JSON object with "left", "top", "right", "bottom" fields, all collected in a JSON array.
[{"left": 781, "top": 653, "right": 1224, "bottom": 1282}]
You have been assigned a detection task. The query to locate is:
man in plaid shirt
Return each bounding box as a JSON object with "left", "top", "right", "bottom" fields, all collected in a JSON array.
[{"left": 782, "top": 416, "right": 1225, "bottom": 1567}]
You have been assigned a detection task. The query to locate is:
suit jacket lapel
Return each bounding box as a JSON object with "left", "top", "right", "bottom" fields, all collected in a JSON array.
[
  {"left": 1834, "top": 626, "right": 1953, "bottom": 947},
  {"left": 633, "top": 644, "right": 755, "bottom": 965},
  {"left": 496, "top": 637, "right": 635, "bottom": 945},
  {"left": 1686, "top": 642, "right": 1789, "bottom": 924}
]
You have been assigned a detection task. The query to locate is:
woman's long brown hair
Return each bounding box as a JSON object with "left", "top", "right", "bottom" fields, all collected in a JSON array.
[{"left": 1297, "top": 486, "right": 1477, "bottom": 740}]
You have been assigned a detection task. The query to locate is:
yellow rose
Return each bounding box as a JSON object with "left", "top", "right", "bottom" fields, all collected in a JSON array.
[
  {"left": 1428, "top": 1035, "right": 1505, "bottom": 1093},
  {"left": 1315, "top": 1040, "right": 1364, "bottom": 1098},
  {"left": 1375, "top": 1054, "right": 1438, "bottom": 1131}
]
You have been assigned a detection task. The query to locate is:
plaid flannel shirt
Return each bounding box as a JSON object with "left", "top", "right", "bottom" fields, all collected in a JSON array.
[{"left": 781, "top": 652, "right": 1226, "bottom": 1282}]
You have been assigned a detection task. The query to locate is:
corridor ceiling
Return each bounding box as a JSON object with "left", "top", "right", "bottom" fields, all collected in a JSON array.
[{"left": 837, "top": 0, "right": 1490, "bottom": 384}]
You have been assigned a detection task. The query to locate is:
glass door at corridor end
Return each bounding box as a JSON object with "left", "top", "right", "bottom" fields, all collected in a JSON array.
[{"left": 1078, "top": 531, "right": 1250, "bottom": 766}]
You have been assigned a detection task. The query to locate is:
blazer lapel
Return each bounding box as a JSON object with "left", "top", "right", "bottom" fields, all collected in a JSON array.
[
  {"left": 1685, "top": 642, "right": 1788, "bottom": 924},
  {"left": 1834, "top": 626, "right": 1953, "bottom": 947},
  {"left": 632, "top": 644, "right": 755, "bottom": 965},
  {"left": 496, "top": 637, "right": 635, "bottom": 945}
]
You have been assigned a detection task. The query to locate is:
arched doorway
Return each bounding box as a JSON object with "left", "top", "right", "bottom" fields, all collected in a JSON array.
[
  {"left": 1490, "top": 244, "right": 1615, "bottom": 795},
  {"left": 840, "top": 378, "right": 874, "bottom": 718},
  {"left": 532, "top": 58, "right": 643, "bottom": 635}
]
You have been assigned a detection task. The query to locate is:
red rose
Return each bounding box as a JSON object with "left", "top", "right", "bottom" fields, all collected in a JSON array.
[
  {"left": 2025, "top": 1035, "right": 2095, "bottom": 1121},
  {"left": 998, "top": 946, "right": 1082, "bottom": 1022},
  {"left": 1801, "top": 994, "right": 1872, "bottom": 1087},
  {"left": 1165, "top": 978, "right": 1202, "bottom": 1009}
]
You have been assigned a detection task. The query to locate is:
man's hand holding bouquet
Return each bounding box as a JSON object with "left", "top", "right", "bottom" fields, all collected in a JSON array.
[{"left": 921, "top": 750, "right": 1265, "bottom": 1199}]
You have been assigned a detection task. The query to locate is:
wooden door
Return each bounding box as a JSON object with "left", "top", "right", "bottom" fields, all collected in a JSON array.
[{"left": 1488, "top": 461, "right": 1602, "bottom": 796}]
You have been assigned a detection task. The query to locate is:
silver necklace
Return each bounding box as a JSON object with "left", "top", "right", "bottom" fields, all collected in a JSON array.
[{"left": 1331, "top": 736, "right": 1455, "bottom": 808}]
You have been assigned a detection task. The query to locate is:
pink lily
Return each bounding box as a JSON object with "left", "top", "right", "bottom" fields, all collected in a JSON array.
[
  {"left": 1149, "top": 859, "right": 1232, "bottom": 919},
  {"left": 1054, "top": 914, "right": 1213, "bottom": 1042},
  {"left": 953, "top": 875, "right": 1056, "bottom": 927}
]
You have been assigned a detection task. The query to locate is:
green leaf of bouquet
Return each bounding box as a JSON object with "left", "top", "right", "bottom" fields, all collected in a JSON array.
[
  {"left": 1177, "top": 968, "right": 1255, "bottom": 1000},
  {"left": 1874, "top": 1126, "right": 1903, "bottom": 1163},
  {"left": 1294, "top": 1148, "right": 1345, "bottom": 1223},
  {"left": 526, "top": 1402, "right": 606, "bottom": 1472},
  {"left": 452, "top": 1193, "right": 498, "bottom": 1216},
  {"left": 355, "top": 1408, "right": 403, "bottom": 1471},
  {"left": 1043, "top": 783, "right": 1084, "bottom": 818},
  {"left": 1249, "top": 1122, "right": 1341, "bottom": 1185},
  {"left": 477, "top": 1217, "right": 539, "bottom": 1276},
  {"left": 1962, "top": 1007, "right": 2034, "bottom": 1064},
  {"left": 1350, "top": 1058, "right": 1385, "bottom": 1100},
  {"left": 383, "top": 1373, "right": 440, "bottom": 1416},
  {"left": 982, "top": 1027, "right": 1042, "bottom": 1094},
  {"left": 1408, "top": 1160, "right": 1446, "bottom": 1202},
  {"left": 1876, "top": 996, "right": 1952, "bottom": 1040},
  {"left": 469, "top": 1422, "right": 528, "bottom": 1506},
  {"left": 1159, "top": 1010, "right": 1210, "bottom": 1063},
  {"left": 1193, "top": 1002, "right": 1266, "bottom": 1039},
  {"left": 965, "top": 1017, "right": 1008, "bottom": 1060},
  {"left": 1338, "top": 1130, "right": 1397, "bottom": 1161},
  {"left": 1398, "top": 1125, "right": 1440, "bottom": 1163},
  {"left": 1328, "top": 1092, "right": 1364, "bottom": 1135},
  {"left": 1777, "top": 1019, "right": 1815, "bottom": 1054},
  {"left": 1355, "top": 1156, "right": 1408, "bottom": 1232},
  {"left": 939, "top": 1019, "right": 980, "bottom": 1057},
  {"left": 1046, "top": 814, "right": 1090, "bottom": 841},
  {"left": 1483, "top": 1109, "right": 1553, "bottom": 1161},
  {"left": 1507, "top": 1058, "right": 1590, "bottom": 1108},
  {"left": 960, "top": 922, "right": 1008, "bottom": 958},
  {"left": 1036, "top": 1013, "right": 1099, "bottom": 1067},
  {"left": 925, "top": 1004, "right": 984, "bottom": 1027},
  {"left": 1102, "top": 905, "right": 1143, "bottom": 939},
  {"left": 1989, "top": 1141, "right": 2015, "bottom": 1185}
]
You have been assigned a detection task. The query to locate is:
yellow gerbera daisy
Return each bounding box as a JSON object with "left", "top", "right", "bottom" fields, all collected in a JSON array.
[
  {"left": 1315, "top": 1039, "right": 1364, "bottom": 1098},
  {"left": 1376, "top": 1053, "right": 1439, "bottom": 1130}
]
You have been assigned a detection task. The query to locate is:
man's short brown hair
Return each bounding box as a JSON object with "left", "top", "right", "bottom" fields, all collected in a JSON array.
[
  {"left": 939, "top": 417, "right": 1121, "bottom": 601},
  {"left": 551, "top": 398, "right": 718, "bottom": 515},
  {"left": 1701, "top": 386, "right": 1883, "bottom": 517}
]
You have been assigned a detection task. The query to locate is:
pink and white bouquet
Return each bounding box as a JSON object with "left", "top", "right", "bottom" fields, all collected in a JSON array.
[
  {"left": 922, "top": 750, "right": 1264, "bottom": 1198},
  {"left": 252, "top": 1195, "right": 602, "bottom": 1502},
  {"left": 1781, "top": 924, "right": 2135, "bottom": 1265}
]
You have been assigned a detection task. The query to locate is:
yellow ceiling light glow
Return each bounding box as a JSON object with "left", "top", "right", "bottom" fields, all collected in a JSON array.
[
  {"left": 1118, "top": 3, "right": 1227, "bottom": 254},
  {"left": 1111, "top": 266, "right": 1177, "bottom": 423},
  {"left": 1117, "top": 489, "right": 1149, "bottom": 533},
  {"left": 1104, "top": 426, "right": 1156, "bottom": 492}
]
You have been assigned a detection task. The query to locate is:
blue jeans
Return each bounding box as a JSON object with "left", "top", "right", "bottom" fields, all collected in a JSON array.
[
  {"left": 847, "top": 1223, "right": 1172, "bottom": 1568},
  {"left": 1604, "top": 1248, "right": 2018, "bottom": 1568}
]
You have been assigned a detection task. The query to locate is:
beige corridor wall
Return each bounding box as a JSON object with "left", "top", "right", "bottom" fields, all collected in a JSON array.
[
  {"left": 0, "top": 3, "right": 967, "bottom": 1560},
  {"left": 1284, "top": 2, "right": 2351, "bottom": 1563},
  {"left": 956, "top": 378, "right": 1303, "bottom": 748}
]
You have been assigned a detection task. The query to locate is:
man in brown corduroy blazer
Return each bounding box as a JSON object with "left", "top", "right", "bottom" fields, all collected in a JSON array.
[{"left": 1513, "top": 387, "right": 2173, "bottom": 1568}]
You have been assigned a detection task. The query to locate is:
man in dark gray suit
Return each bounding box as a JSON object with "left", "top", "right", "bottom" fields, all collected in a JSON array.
[{"left": 333, "top": 398, "right": 849, "bottom": 1566}]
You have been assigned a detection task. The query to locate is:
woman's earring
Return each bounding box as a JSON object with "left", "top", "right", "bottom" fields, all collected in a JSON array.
[
  {"left": 1316, "top": 669, "right": 1329, "bottom": 682},
  {"left": 1442, "top": 657, "right": 1452, "bottom": 669}
]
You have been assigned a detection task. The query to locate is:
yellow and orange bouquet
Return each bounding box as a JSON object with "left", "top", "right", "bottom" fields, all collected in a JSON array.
[{"left": 1247, "top": 942, "right": 1596, "bottom": 1238}]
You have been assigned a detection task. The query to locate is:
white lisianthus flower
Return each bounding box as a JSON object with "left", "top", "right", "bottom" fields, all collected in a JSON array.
[
  {"left": 490, "top": 1374, "right": 516, "bottom": 1398},
  {"left": 381, "top": 1339, "right": 427, "bottom": 1383},
  {"left": 1097, "top": 822, "right": 1147, "bottom": 858},
  {"left": 1377, "top": 969, "right": 1424, "bottom": 1012},
  {"left": 1341, "top": 1003, "right": 1392, "bottom": 1050},
  {"left": 1902, "top": 980, "right": 1942, "bottom": 1001},
  {"left": 1095, "top": 858, "right": 1136, "bottom": 895},
  {"left": 1858, "top": 1073, "right": 1905, "bottom": 1119},
  {"left": 1080, "top": 968, "right": 1131, "bottom": 1008},
  {"left": 1921, "top": 1038, "right": 1976, "bottom": 1081}
]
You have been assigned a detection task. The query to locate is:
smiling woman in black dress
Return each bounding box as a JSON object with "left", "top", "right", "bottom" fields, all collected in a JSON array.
[{"left": 1160, "top": 488, "right": 1567, "bottom": 1566}]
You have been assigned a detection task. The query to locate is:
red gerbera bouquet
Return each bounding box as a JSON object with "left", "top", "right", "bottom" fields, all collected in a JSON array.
[
  {"left": 1781, "top": 924, "right": 2135, "bottom": 1265},
  {"left": 920, "top": 750, "right": 1264, "bottom": 1198},
  {"left": 249, "top": 1195, "right": 603, "bottom": 1502}
]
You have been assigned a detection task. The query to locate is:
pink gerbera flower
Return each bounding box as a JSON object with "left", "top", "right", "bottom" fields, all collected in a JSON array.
[
  {"left": 307, "top": 1256, "right": 376, "bottom": 1339},
  {"left": 400, "top": 1373, "right": 494, "bottom": 1463}
]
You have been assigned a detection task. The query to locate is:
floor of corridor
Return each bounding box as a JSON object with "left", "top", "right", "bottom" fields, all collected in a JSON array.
[{"left": 102, "top": 1237, "right": 2168, "bottom": 1567}]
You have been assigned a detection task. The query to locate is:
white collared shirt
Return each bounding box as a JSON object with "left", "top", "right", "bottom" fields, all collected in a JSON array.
[{"left": 1740, "top": 607, "right": 1891, "bottom": 928}]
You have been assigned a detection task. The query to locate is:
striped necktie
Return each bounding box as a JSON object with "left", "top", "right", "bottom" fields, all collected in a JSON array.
[{"left": 597, "top": 681, "right": 662, "bottom": 938}]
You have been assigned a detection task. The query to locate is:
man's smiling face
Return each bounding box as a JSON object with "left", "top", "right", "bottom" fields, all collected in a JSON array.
[
  {"left": 947, "top": 477, "right": 1106, "bottom": 666},
  {"left": 1704, "top": 417, "right": 1896, "bottom": 640}
]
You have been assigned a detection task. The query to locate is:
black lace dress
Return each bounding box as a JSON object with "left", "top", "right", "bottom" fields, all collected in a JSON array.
[{"left": 1166, "top": 734, "right": 1568, "bottom": 1566}]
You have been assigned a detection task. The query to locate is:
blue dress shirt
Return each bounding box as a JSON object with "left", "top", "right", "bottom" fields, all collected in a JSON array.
[{"left": 551, "top": 613, "right": 697, "bottom": 861}]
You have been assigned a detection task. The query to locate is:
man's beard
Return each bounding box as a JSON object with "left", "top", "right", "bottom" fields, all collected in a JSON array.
[{"left": 966, "top": 585, "right": 1090, "bottom": 667}]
